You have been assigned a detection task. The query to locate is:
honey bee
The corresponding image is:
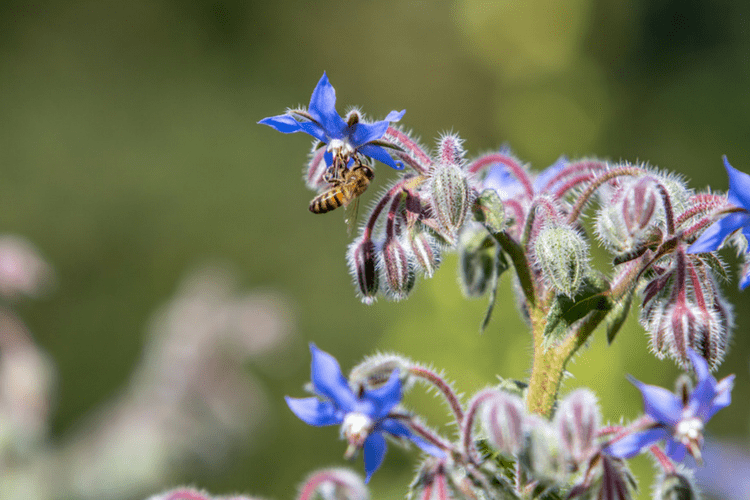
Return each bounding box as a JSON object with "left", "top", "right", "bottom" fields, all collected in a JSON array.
[{"left": 309, "top": 160, "right": 374, "bottom": 214}]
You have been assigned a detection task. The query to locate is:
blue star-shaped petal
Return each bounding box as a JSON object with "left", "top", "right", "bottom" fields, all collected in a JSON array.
[
  {"left": 687, "top": 156, "right": 750, "bottom": 289},
  {"left": 259, "top": 73, "right": 405, "bottom": 170},
  {"left": 285, "top": 344, "right": 445, "bottom": 482},
  {"left": 606, "top": 349, "right": 734, "bottom": 461}
]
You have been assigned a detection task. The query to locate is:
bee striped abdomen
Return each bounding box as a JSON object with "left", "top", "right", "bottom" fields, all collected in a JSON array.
[{"left": 310, "top": 190, "right": 347, "bottom": 213}]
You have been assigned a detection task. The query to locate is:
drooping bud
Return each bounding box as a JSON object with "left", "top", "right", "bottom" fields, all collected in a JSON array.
[
  {"left": 457, "top": 225, "right": 496, "bottom": 297},
  {"left": 554, "top": 389, "right": 601, "bottom": 469},
  {"left": 653, "top": 468, "right": 699, "bottom": 500},
  {"left": 595, "top": 176, "right": 667, "bottom": 259},
  {"left": 481, "top": 391, "right": 525, "bottom": 457},
  {"left": 472, "top": 189, "right": 505, "bottom": 234},
  {"left": 409, "top": 230, "right": 442, "bottom": 278},
  {"left": 349, "top": 353, "right": 414, "bottom": 393},
  {"left": 621, "top": 177, "right": 660, "bottom": 237},
  {"left": 409, "top": 458, "right": 457, "bottom": 500},
  {"left": 298, "top": 468, "right": 369, "bottom": 500},
  {"left": 347, "top": 237, "right": 380, "bottom": 304},
  {"left": 430, "top": 160, "right": 471, "bottom": 243},
  {"left": 381, "top": 236, "right": 415, "bottom": 300},
  {"left": 640, "top": 252, "right": 733, "bottom": 369},
  {"left": 534, "top": 225, "right": 590, "bottom": 298},
  {"left": 519, "top": 415, "right": 567, "bottom": 483}
]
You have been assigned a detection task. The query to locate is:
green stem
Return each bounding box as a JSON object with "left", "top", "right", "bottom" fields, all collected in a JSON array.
[
  {"left": 526, "top": 308, "right": 608, "bottom": 417},
  {"left": 491, "top": 230, "right": 536, "bottom": 307}
]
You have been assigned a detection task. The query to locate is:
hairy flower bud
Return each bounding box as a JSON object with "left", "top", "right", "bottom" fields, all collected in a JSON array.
[
  {"left": 430, "top": 161, "right": 471, "bottom": 243},
  {"left": 409, "top": 231, "right": 442, "bottom": 278},
  {"left": 458, "top": 225, "right": 496, "bottom": 297},
  {"left": 347, "top": 237, "right": 380, "bottom": 304},
  {"left": 298, "top": 468, "right": 369, "bottom": 500},
  {"left": 349, "top": 353, "right": 414, "bottom": 392},
  {"left": 481, "top": 391, "right": 525, "bottom": 457},
  {"left": 640, "top": 253, "right": 733, "bottom": 369},
  {"left": 534, "top": 225, "right": 590, "bottom": 298},
  {"left": 654, "top": 468, "right": 698, "bottom": 500},
  {"left": 520, "top": 415, "right": 566, "bottom": 483},
  {"left": 381, "top": 237, "right": 415, "bottom": 300},
  {"left": 554, "top": 389, "right": 601, "bottom": 469},
  {"left": 472, "top": 189, "right": 505, "bottom": 234}
]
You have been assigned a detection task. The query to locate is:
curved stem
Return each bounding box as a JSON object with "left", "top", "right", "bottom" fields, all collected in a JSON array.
[
  {"left": 567, "top": 166, "right": 643, "bottom": 224},
  {"left": 461, "top": 389, "right": 498, "bottom": 464},
  {"left": 409, "top": 366, "right": 465, "bottom": 424},
  {"left": 467, "top": 153, "right": 535, "bottom": 199},
  {"left": 490, "top": 230, "right": 537, "bottom": 307}
]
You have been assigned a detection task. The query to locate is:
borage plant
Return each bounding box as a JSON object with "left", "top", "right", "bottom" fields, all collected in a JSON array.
[{"left": 256, "top": 74, "right": 747, "bottom": 500}]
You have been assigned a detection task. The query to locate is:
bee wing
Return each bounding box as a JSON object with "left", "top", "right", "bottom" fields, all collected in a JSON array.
[{"left": 344, "top": 196, "right": 360, "bottom": 236}]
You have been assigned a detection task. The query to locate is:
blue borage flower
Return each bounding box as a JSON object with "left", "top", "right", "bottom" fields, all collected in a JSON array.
[
  {"left": 606, "top": 349, "right": 734, "bottom": 462},
  {"left": 285, "top": 343, "right": 445, "bottom": 482},
  {"left": 687, "top": 156, "right": 750, "bottom": 290},
  {"left": 259, "top": 73, "right": 405, "bottom": 170}
]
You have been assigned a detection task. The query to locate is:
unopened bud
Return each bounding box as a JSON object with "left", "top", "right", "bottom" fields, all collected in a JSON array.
[
  {"left": 430, "top": 162, "right": 471, "bottom": 242},
  {"left": 554, "top": 389, "right": 601, "bottom": 469},
  {"left": 350, "top": 353, "right": 414, "bottom": 392},
  {"left": 621, "top": 177, "right": 659, "bottom": 236},
  {"left": 458, "top": 226, "right": 496, "bottom": 297},
  {"left": 481, "top": 392, "right": 525, "bottom": 457},
  {"left": 641, "top": 259, "right": 733, "bottom": 370},
  {"left": 409, "top": 231, "right": 442, "bottom": 278},
  {"left": 347, "top": 237, "right": 380, "bottom": 304},
  {"left": 381, "top": 237, "right": 415, "bottom": 300},
  {"left": 472, "top": 189, "right": 505, "bottom": 234},
  {"left": 298, "top": 468, "right": 369, "bottom": 500},
  {"left": 654, "top": 468, "right": 699, "bottom": 500},
  {"left": 534, "top": 225, "right": 590, "bottom": 298},
  {"left": 520, "top": 415, "right": 566, "bottom": 483}
]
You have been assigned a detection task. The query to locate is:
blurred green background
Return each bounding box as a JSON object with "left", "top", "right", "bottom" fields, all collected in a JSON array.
[{"left": 1, "top": 0, "right": 749, "bottom": 499}]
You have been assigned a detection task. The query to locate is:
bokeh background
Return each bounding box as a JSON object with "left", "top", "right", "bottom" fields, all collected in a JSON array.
[{"left": 1, "top": 1, "right": 749, "bottom": 499}]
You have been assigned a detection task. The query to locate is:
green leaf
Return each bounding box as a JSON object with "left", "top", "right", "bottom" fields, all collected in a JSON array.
[
  {"left": 542, "top": 274, "right": 612, "bottom": 348},
  {"left": 481, "top": 250, "right": 509, "bottom": 332},
  {"left": 605, "top": 289, "right": 634, "bottom": 344}
]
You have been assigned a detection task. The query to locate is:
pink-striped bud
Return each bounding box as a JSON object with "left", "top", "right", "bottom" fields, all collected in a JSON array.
[
  {"left": 409, "top": 231, "right": 442, "bottom": 278},
  {"left": 347, "top": 237, "right": 380, "bottom": 304},
  {"left": 640, "top": 252, "right": 733, "bottom": 369},
  {"left": 554, "top": 389, "right": 600, "bottom": 469},
  {"left": 481, "top": 391, "right": 525, "bottom": 457},
  {"left": 297, "top": 468, "right": 368, "bottom": 500},
  {"left": 381, "top": 237, "right": 415, "bottom": 300}
]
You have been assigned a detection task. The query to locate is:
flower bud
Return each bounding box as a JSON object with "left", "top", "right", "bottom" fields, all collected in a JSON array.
[
  {"left": 472, "top": 189, "right": 505, "bottom": 234},
  {"left": 519, "top": 415, "right": 566, "bottom": 483},
  {"left": 349, "top": 353, "right": 414, "bottom": 392},
  {"left": 621, "top": 177, "right": 659, "bottom": 237},
  {"left": 409, "top": 231, "right": 442, "bottom": 278},
  {"left": 534, "top": 225, "right": 590, "bottom": 298},
  {"left": 381, "top": 237, "right": 415, "bottom": 300},
  {"left": 430, "top": 162, "right": 471, "bottom": 242},
  {"left": 457, "top": 225, "right": 496, "bottom": 297},
  {"left": 554, "top": 389, "right": 600, "bottom": 469},
  {"left": 640, "top": 254, "right": 733, "bottom": 370},
  {"left": 347, "top": 237, "right": 380, "bottom": 304},
  {"left": 654, "top": 468, "right": 699, "bottom": 500},
  {"left": 481, "top": 392, "right": 525, "bottom": 457},
  {"left": 299, "top": 468, "right": 369, "bottom": 500}
]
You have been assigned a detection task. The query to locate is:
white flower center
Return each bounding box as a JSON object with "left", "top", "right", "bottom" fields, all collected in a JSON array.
[
  {"left": 342, "top": 412, "right": 374, "bottom": 448},
  {"left": 328, "top": 139, "right": 355, "bottom": 158},
  {"left": 675, "top": 417, "right": 703, "bottom": 442}
]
